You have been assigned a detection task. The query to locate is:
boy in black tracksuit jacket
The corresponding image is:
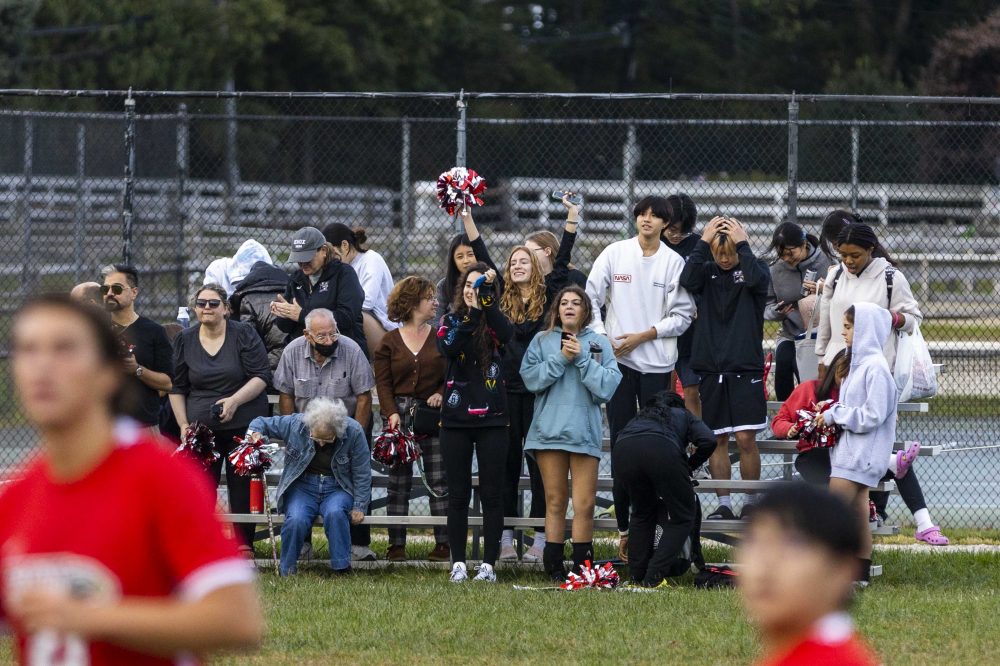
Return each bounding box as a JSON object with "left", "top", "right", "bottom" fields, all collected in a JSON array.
[
  {"left": 613, "top": 391, "right": 716, "bottom": 587},
  {"left": 436, "top": 274, "right": 514, "bottom": 572},
  {"left": 679, "top": 217, "right": 770, "bottom": 520},
  {"left": 278, "top": 259, "right": 369, "bottom": 359}
]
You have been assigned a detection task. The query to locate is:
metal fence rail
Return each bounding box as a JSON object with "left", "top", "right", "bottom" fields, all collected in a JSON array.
[{"left": 0, "top": 90, "right": 996, "bottom": 529}]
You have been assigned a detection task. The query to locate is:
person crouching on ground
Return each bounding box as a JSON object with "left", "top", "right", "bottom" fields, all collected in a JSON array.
[
  {"left": 245, "top": 397, "right": 371, "bottom": 576},
  {"left": 612, "top": 390, "right": 715, "bottom": 587},
  {"left": 679, "top": 216, "right": 770, "bottom": 521},
  {"left": 815, "top": 303, "right": 898, "bottom": 586},
  {"left": 520, "top": 285, "right": 621, "bottom": 581},
  {"left": 739, "top": 483, "right": 880, "bottom": 666}
]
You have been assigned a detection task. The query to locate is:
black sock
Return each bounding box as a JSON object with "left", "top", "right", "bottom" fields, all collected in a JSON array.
[
  {"left": 543, "top": 542, "right": 566, "bottom": 580},
  {"left": 571, "top": 541, "right": 594, "bottom": 572}
]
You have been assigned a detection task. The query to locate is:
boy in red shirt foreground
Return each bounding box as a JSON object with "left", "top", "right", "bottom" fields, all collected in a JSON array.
[{"left": 738, "top": 483, "right": 881, "bottom": 666}]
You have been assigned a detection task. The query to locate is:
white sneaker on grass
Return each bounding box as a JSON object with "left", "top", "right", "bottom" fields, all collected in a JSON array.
[
  {"left": 473, "top": 563, "right": 497, "bottom": 583},
  {"left": 449, "top": 562, "right": 468, "bottom": 583}
]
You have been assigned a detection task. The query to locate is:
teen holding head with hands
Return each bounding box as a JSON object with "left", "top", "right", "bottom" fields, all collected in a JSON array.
[
  {"left": 437, "top": 263, "right": 513, "bottom": 583},
  {"left": 586, "top": 195, "right": 696, "bottom": 559},
  {"left": 679, "top": 216, "right": 770, "bottom": 521},
  {"left": 498, "top": 192, "right": 582, "bottom": 563},
  {"left": 520, "top": 285, "right": 621, "bottom": 581}
]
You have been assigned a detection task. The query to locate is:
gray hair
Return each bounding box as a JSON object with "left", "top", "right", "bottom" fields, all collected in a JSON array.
[
  {"left": 304, "top": 307, "right": 337, "bottom": 331},
  {"left": 302, "top": 397, "right": 349, "bottom": 438}
]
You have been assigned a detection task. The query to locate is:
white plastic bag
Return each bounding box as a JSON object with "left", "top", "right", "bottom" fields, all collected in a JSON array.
[{"left": 894, "top": 324, "right": 937, "bottom": 402}]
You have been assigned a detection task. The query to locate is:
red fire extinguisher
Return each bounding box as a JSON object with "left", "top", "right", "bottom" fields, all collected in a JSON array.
[{"left": 250, "top": 476, "right": 264, "bottom": 514}]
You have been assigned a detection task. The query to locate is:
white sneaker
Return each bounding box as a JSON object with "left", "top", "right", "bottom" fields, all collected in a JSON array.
[
  {"left": 499, "top": 544, "right": 518, "bottom": 561},
  {"left": 473, "top": 563, "right": 497, "bottom": 583},
  {"left": 522, "top": 544, "right": 544, "bottom": 563},
  {"left": 449, "top": 562, "right": 468, "bottom": 583},
  {"left": 351, "top": 545, "right": 377, "bottom": 562}
]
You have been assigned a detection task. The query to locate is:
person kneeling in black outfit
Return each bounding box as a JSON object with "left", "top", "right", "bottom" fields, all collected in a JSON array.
[{"left": 613, "top": 390, "right": 716, "bottom": 587}]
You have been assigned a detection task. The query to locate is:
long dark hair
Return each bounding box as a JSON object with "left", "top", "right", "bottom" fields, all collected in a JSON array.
[
  {"left": 323, "top": 223, "right": 369, "bottom": 253},
  {"left": 769, "top": 221, "right": 819, "bottom": 259},
  {"left": 635, "top": 390, "right": 686, "bottom": 429},
  {"left": 543, "top": 285, "right": 593, "bottom": 333},
  {"left": 12, "top": 293, "right": 131, "bottom": 415},
  {"left": 441, "top": 233, "right": 473, "bottom": 307},
  {"left": 450, "top": 262, "right": 499, "bottom": 376},
  {"left": 816, "top": 349, "right": 850, "bottom": 402},
  {"left": 820, "top": 210, "right": 895, "bottom": 265},
  {"left": 836, "top": 223, "right": 897, "bottom": 266}
]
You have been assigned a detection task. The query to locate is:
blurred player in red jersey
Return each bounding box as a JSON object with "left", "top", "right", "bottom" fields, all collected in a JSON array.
[
  {"left": 738, "top": 483, "right": 881, "bottom": 666},
  {"left": 0, "top": 294, "right": 263, "bottom": 665}
]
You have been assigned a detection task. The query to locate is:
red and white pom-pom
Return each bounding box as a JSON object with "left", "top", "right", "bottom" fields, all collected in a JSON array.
[
  {"left": 175, "top": 422, "right": 219, "bottom": 468},
  {"left": 372, "top": 428, "right": 422, "bottom": 467},
  {"left": 228, "top": 434, "right": 274, "bottom": 477},
  {"left": 793, "top": 399, "right": 842, "bottom": 452},
  {"left": 436, "top": 166, "right": 487, "bottom": 216},
  {"left": 561, "top": 561, "right": 620, "bottom": 590}
]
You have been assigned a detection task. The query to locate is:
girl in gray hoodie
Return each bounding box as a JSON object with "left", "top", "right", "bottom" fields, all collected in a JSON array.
[{"left": 817, "top": 302, "right": 898, "bottom": 584}]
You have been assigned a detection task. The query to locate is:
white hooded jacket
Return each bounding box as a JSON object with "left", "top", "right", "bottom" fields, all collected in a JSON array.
[{"left": 826, "top": 302, "right": 899, "bottom": 488}]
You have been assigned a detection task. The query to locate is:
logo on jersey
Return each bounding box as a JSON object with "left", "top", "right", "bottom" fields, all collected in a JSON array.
[
  {"left": 447, "top": 391, "right": 461, "bottom": 408},
  {"left": 613, "top": 274, "right": 632, "bottom": 283},
  {"left": 733, "top": 270, "right": 745, "bottom": 284},
  {"left": 486, "top": 362, "right": 499, "bottom": 380}
]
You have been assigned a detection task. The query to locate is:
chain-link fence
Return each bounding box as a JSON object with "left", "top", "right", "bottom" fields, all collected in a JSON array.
[{"left": 0, "top": 90, "right": 997, "bottom": 529}]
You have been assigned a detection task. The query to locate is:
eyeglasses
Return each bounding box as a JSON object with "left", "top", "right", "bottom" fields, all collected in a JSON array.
[
  {"left": 100, "top": 284, "right": 127, "bottom": 296},
  {"left": 195, "top": 299, "right": 223, "bottom": 309},
  {"left": 308, "top": 331, "right": 339, "bottom": 343}
]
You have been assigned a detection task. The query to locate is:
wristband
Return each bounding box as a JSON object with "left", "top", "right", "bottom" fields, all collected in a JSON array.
[
  {"left": 891, "top": 311, "right": 903, "bottom": 329},
  {"left": 619, "top": 529, "right": 629, "bottom": 538}
]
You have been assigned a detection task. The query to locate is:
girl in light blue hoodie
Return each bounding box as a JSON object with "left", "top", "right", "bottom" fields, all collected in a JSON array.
[
  {"left": 817, "top": 301, "right": 898, "bottom": 584},
  {"left": 521, "top": 285, "right": 622, "bottom": 580}
]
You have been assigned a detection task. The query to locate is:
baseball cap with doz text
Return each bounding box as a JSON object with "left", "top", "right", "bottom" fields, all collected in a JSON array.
[{"left": 288, "top": 227, "right": 326, "bottom": 263}]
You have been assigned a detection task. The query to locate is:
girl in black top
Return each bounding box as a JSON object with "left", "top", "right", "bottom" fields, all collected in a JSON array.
[
  {"left": 497, "top": 193, "right": 582, "bottom": 563},
  {"left": 170, "top": 284, "right": 272, "bottom": 547},
  {"left": 433, "top": 210, "right": 500, "bottom": 323},
  {"left": 436, "top": 262, "right": 513, "bottom": 583}
]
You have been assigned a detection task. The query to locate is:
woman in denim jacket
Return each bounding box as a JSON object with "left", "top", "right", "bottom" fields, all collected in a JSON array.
[{"left": 246, "top": 397, "right": 372, "bottom": 576}]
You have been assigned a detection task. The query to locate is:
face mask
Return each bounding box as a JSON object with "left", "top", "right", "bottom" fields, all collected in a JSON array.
[{"left": 313, "top": 340, "right": 338, "bottom": 357}]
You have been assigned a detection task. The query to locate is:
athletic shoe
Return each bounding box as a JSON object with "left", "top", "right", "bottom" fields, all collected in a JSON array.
[
  {"left": 522, "top": 544, "right": 544, "bottom": 563},
  {"left": 428, "top": 543, "right": 451, "bottom": 562},
  {"left": 386, "top": 545, "right": 407, "bottom": 562},
  {"left": 449, "top": 562, "right": 468, "bottom": 583},
  {"left": 298, "top": 540, "right": 314, "bottom": 562},
  {"left": 472, "top": 563, "right": 497, "bottom": 583},
  {"left": 706, "top": 506, "right": 736, "bottom": 520},
  {"left": 351, "top": 545, "right": 377, "bottom": 562},
  {"left": 739, "top": 504, "right": 755, "bottom": 520},
  {"left": 499, "top": 544, "right": 519, "bottom": 561}
]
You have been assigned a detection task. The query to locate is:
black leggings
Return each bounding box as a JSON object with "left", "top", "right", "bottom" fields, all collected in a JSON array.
[
  {"left": 773, "top": 339, "right": 798, "bottom": 402},
  {"left": 607, "top": 364, "right": 671, "bottom": 532},
  {"left": 440, "top": 426, "right": 509, "bottom": 566},
  {"left": 503, "top": 392, "right": 545, "bottom": 528},
  {"left": 795, "top": 448, "right": 927, "bottom": 514},
  {"left": 208, "top": 426, "right": 255, "bottom": 547},
  {"left": 612, "top": 435, "right": 696, "bottom": 586}
]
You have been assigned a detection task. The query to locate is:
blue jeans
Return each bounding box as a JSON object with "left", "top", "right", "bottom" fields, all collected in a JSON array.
[{"left": 281, "top": 473, "right": 353, "bottom": 575}]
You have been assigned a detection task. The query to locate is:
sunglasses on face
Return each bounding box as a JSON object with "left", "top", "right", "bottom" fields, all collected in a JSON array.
[
  {"left": 100, "top": 284, "right": 127, "bottom": 296},
  {"left": 195, "top": 299, "right": 223, "bottom": 309}
]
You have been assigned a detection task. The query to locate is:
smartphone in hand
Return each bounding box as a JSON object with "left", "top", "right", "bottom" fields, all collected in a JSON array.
[{"left": 551, "top": 190, "right": 583, "bottom": 206}]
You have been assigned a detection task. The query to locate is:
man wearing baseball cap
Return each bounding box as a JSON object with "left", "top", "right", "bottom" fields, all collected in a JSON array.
[{"left": 271, "top": 226, "right": 369, "bottom": 360}]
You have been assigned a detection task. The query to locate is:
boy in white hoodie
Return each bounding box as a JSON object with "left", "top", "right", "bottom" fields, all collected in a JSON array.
[
  {"left": 586, "top": 196, "right": 696, "bottom": 554},
  {"left": 817, "top": 302, "right": 898, "bottom": 585}
]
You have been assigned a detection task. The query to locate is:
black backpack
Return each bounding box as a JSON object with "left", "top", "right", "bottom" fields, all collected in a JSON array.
[{"left": 694, "top": 564, "right": 739, "bottom": 589}]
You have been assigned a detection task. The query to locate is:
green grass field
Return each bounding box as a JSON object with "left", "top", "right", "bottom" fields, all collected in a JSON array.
[{"left": 4, "top": 539, "right": 997, "bottom": 665}]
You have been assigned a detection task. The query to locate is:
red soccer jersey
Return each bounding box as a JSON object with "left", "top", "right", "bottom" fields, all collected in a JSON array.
[
  {"left": 758, "top": 613, "right": 881, "bottom": 666},
  {"left": 0, "top": 420, "right": 255, "bottom": 665}
]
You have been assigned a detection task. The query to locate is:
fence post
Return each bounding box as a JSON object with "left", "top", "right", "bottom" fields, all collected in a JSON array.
[
  {"left": 786, "top": 95, "right": 799, "bottom": 224},
  {"left": 73, "top": 122, "right": 86, "bottom": 282},
  {"left": 175, "top": 103, "right": 190, "bottom": 308},
  {"left": 850, "top": 124, "right": 860, "bottom": 214},
  {"left": 399, "top": 119, "right": 412, "bottom": 273},
  {"left": 122, "top": 93, "right": 136, "bottom": 265},
  {"left": 19, "top": 117, "right": 34, "bottom": 299},
  {"left": 622, "top": 124, "right": 640, "bottom": 234},
  {"left": 455, "top": 90, "right": 467, "bottom": 233}
]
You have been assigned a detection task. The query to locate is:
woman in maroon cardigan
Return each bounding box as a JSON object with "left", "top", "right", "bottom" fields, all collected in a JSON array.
[{"left": 373, "top": 276, "right": 449, "bottom": 562}]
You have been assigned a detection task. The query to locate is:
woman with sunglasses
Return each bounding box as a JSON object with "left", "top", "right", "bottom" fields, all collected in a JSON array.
[{"left": 170, "top": 284, "right": 273, "bottom": 549}]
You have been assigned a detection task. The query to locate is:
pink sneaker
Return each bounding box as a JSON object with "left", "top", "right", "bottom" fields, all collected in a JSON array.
[
  {"left": 915, "top": 526, "right": 950, "bottom": 546},
  {"left": 895, "top": 441, "right": 920, "bottom": 479}
]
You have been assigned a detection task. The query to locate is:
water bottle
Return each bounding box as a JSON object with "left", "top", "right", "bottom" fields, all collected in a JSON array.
[
  {"left": 177, "top": 306, "right": 190, "bottom": 328},
  {"left": 802, "top": 269, "right": 817, "bottom": 296}
]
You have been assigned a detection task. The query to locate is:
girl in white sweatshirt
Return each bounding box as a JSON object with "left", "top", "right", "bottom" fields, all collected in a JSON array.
[{"left": 817, "top": 302, "right": 898, "bottom": 584}]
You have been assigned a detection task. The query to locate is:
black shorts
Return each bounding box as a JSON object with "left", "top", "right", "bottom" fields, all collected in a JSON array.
[
  {"left": 698, "top": 373, "right": 768, "bottom": 435},
  {"left": 674, "top": 356, "right": 701, "bottom": 388}
]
